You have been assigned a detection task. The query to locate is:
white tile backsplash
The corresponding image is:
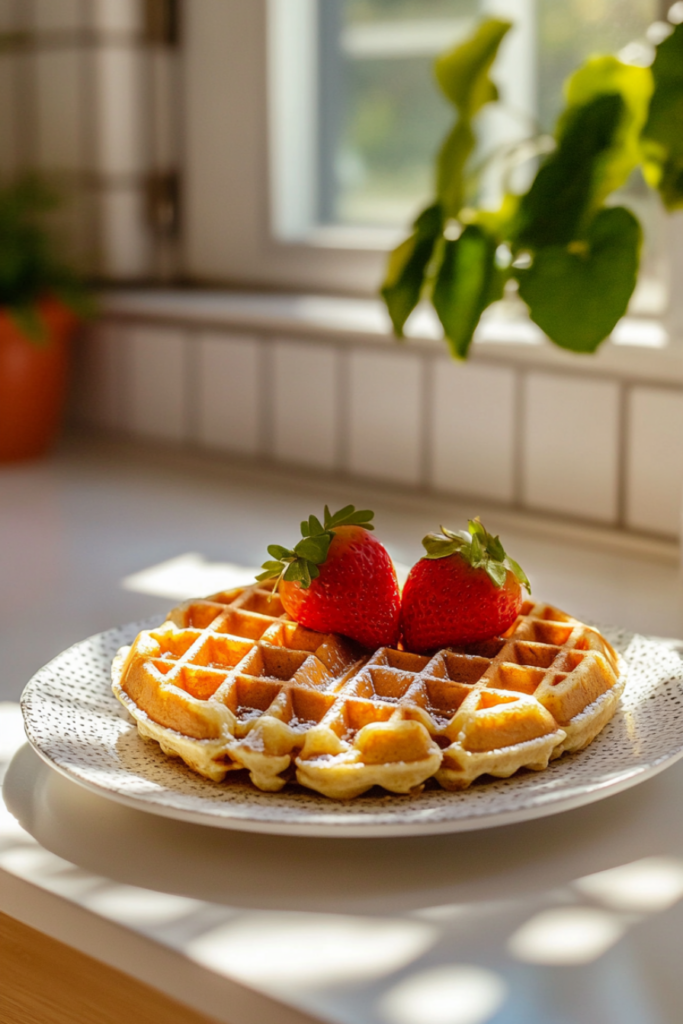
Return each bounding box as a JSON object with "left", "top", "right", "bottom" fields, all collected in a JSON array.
[
  {"left": 522, "top": 373, "right": 620, "bottom": 522},
  {"left": 128, "top": 326, "right": 187, "bottom": 441},
  {"left": 75, "top": 316, "right": 683, "bottom": 541},
  {"left": 626, "top": 387, "right": 683, "bottom": 536},
  {"left": 75, "top": 322, "right": 125, "bottom": 430},
  {"left": 431, "top": 360, "right": 516, "bottom": 501},
  {"left": 348, "top": 349, "right": 423, "bottom": 485},
  {"left": 197, "top": 333, "right": 262, "bottom": 455},
  {"left": 35, "top": 50, "right": 82, "bottom": 171},
  {"left": 272, "top": 340, "right": 339, "bottom": 469}
]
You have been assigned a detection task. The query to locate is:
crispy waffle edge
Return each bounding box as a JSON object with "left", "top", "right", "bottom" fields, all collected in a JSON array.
[{"left": 111, "top": 582, "right": 626, "bottom": 800}]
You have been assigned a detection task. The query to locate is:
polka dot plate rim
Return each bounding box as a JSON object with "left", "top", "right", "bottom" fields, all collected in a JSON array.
[{"left": 19, "top": 617, "right": 683, "bottom": 837}]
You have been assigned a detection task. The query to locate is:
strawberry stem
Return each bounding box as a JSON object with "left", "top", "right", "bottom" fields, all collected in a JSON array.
[
  {"left": 421, "top": 517, "right": 531, "bottom": 592},
  {"left": 257, "top": 504, "right": 375, "bottom": 590}
]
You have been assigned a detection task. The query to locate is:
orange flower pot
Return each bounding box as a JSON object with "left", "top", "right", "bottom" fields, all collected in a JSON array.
[{"left": 0, "top": 297, "right": 77, "bottom": 462}]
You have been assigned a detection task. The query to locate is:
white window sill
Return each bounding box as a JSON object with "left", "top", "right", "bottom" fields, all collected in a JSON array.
[{"left": 100, "top": 288, "right": 681, "bottom": 385}]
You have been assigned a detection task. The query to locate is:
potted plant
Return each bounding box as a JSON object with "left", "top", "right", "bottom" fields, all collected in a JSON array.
[
  {"left": 382, "top": 15, "right": 683, "bottom": 358},
  {"left": 0, "top": 177, "right": 92, "bottom": 462}
]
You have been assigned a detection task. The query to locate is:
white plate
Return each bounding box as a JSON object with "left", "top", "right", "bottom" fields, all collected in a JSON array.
[{"left": 19, "top": 619, "right": 683, "bottom": 838}]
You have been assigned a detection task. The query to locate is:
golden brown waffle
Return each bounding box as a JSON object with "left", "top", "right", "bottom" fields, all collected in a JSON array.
[{"left": 112, "top": 582, "right": 624, "bottom": 799}]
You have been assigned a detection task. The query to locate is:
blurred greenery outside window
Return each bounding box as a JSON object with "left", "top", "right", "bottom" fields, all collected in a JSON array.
[{"left": 273, "top": 0, "right": 668, "bottom": 316}]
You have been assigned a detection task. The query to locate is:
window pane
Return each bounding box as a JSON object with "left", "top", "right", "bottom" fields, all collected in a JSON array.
[
  {"left": 319, "top": 0, "right": 659, "bottom": 223},
  {"left": 316, "top": 0, "right": 665, "bottom": 312},
  {"left": 537, "top": 0, "right": 658, "bottom": 132},
  {"left": 318, "top": 0, "right": 479, "bottom": 227}
]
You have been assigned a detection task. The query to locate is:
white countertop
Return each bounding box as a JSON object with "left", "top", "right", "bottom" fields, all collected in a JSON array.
[{"left": 2, "top": 436, "right": 683, "bottom": 1023}]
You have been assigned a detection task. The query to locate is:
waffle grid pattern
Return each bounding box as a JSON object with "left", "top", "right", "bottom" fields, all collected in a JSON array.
[{"left": 112, "top": 582, "right": 623, "bottom": 799}]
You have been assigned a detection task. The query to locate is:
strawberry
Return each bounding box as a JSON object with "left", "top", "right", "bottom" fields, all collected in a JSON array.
[
  {"left": 257, "top": 505, "right": 401, "bottom": 649},
  {"left": 400, "top": 518, "right": 530, "bottom": 653}
]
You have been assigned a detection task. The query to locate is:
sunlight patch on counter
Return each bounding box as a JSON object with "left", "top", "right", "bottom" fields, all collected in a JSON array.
[
  {"left": 85, "top": 884, "right": 204, "bottom": 927},
  {"left": 378, "top": 965, "right": 507, "bottom": 1024},
  {"left": 575, "top": 857, "right": 683, "bottom": 913},
  {"left": 122, "top": 552, "right": 412, "bottom": 599},
  {"left": 121, "top": 554, "right": 260, "bottom": 600},
  {"left": 507, "top": 906, "right": 627, "bottom": 965},
  {"left": 187, "top": 912, "right": 435, "bottom": 990}
]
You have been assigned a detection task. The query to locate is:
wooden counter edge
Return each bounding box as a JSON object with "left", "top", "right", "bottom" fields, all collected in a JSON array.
[{"left": 0, "top": 909, "right": 223, "bottom": 1024}]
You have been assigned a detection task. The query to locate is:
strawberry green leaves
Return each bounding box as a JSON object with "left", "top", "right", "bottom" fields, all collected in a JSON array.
[
  {"left": 641, "top": 22, "right": 683, "bottom": 211},
  {"left": 381, "top": 14, "right": 680, "bottom": 359},
  {"left": 422, "top": 517, "right": 530, "bottom": 593},
  {"left": 257, "top": 505, "right": 375, "bottom": 591},
  {"left": 322, "top": 505, "right": 375, "bottom": 531}
]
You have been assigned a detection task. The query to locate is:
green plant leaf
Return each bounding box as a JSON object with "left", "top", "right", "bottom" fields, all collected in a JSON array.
[
  {"left": 434, "top": 18, "right": 511, "bottom": 117},
  {"left": 433, "top": 18, "right": 511, "bottom": 217},
  {"left": 641, "top": 22, "right": 683, "bottom": 210},
  {"left": 381, "top": 203, "right": 443, "bottom": 337},
  {"left": 432, "top": 224, "right": 501, "bottom": 359},
  {"left": 0, "top": 174, "right": 90, "bottom": 335},
  {"left": 516, "top": 206, "right": 641, "bottom": 352},
  {"left": 51, "top": 279, "right": 97, "bottom": 321},
  {"left": 436, "top": 121, "right": 475, "bottom": 218},
  {"left": 514, "top": 92, "right": 625, "bottom": 249},
  {"left": 9, "top": 304, "right": 47, "bottom": 344},
  {"left": 563, "top": 56, "right": 653, "bottom": 207}
]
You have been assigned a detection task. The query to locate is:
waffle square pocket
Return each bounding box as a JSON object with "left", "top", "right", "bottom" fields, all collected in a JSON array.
[{"left": 112, "top": 583, "right": 624, "bottom": 799}]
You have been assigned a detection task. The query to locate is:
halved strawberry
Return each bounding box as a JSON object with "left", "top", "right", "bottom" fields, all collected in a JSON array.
[
  {"left": 400, "top": 518, "right": 530, "bottom": 652},
  {"left": 257, "top": 505, "right": 401, "bottom": 649}
]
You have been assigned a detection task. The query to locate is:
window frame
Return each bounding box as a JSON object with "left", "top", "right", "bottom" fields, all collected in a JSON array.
[
  {"left": 181, "top": 0, "right": 683, "bottom": 343},
  {"left": 183, "top": 0, "right": 388, "bottom": 296}
]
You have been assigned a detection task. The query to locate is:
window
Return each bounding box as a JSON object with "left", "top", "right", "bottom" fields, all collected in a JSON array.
[{"left": 184, "top": 0, "right": 678, "bottom": 324}]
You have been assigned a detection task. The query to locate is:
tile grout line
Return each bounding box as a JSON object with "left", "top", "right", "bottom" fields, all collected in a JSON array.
[
  {"left": 616, "top": 381, "right": 630, "bottom": 530},
  {"left": 183, "top": 328, "right": 200, "bottom": 445},
  {"left": 258, "top": 335, "right": 274, "bottom": 459},
  {"left": 335, "top": 344, "right": 350, "bottom": 474},
  {"left": 419, "top": 354, "right": 434, "bottom": 490},
  {"left": 512, "top": 367, "right": 526, "bottom": 509},
  {"left": 115, "top": 322, "right": 131, "bottom": 434}
]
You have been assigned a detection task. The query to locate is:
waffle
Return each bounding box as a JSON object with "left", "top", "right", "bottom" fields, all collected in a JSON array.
[{"left": 112, "top": 582, "right": 624, "bottom": 800}]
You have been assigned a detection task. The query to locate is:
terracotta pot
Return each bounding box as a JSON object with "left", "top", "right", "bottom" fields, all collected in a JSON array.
[{"left": 0, "top": 296, "right": 77, "bottom": 462}]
